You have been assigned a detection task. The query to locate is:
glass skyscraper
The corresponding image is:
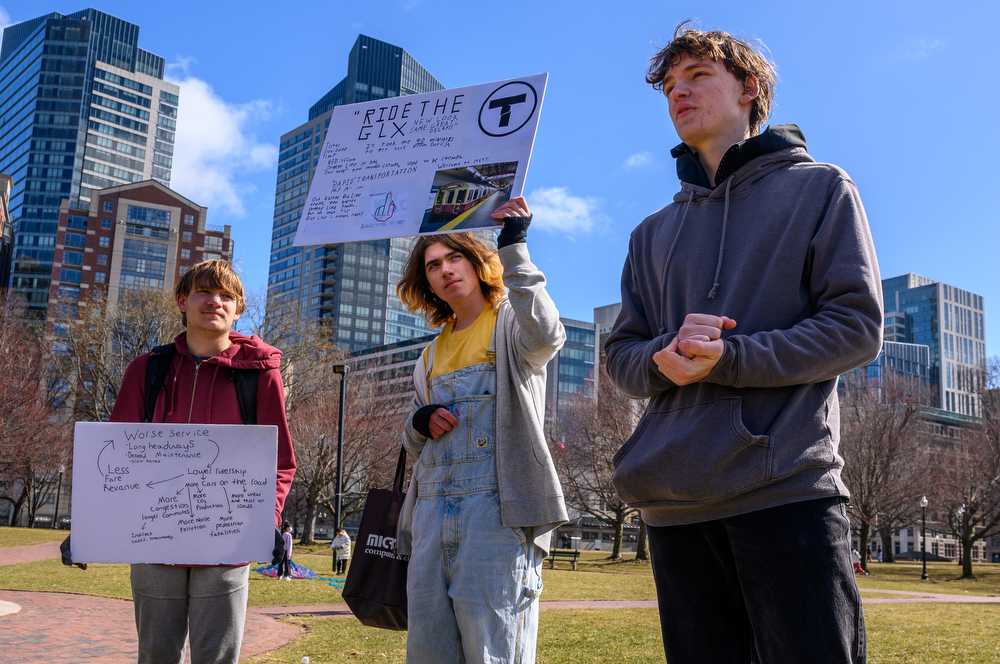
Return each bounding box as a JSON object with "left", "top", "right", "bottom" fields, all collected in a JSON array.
[
  {"left": 882, "top": 273, "right": 987, "bottom": 417},
  {"left": 0, "top": 9, "right": 178, "bottom": 313},
  {"left": 267, "top": 35, "right": 445, "bottom": 351},
  {"left": 545, "top": 317, "right": 598, "bottom": 424}
]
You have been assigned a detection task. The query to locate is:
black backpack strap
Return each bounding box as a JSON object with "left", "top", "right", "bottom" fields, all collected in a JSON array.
[
  {"left": 231, "top": 369, "right": 258, "bottom": 425},
  {"left": 143, "top": 344, "right": 175, "bottom": 423}
]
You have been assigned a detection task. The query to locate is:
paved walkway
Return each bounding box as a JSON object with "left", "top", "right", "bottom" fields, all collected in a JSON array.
[
  {"left": 0, "top": 541, "right": 61, "bottom": 566},
  {"left": 1, "top": 585, "right": 998, "bottom": 661}
]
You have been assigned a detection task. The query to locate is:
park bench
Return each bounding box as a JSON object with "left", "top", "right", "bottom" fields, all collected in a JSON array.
[{"left": 546, "top": 548, "right": 580, "bottom": 571}]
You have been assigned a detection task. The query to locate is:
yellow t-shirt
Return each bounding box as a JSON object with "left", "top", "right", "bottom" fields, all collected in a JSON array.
[{"left": 427, "top": 305, "right": 498, "bottom": 380}]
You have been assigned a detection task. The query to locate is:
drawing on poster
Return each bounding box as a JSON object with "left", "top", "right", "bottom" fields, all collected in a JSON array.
[
  {"left": 70, "top": 422, "right": 277, "bottom": 565},
  {"left": 419, "top": 161, "right": 517, "bottom": 234}
]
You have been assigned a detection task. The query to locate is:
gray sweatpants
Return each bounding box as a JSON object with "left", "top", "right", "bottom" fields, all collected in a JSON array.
[{"left": 130, "top": 563, "right": 250, "bottom": 664}]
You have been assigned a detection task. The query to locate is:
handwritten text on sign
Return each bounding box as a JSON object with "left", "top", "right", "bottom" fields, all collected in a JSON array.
[
  {"left": 293, "top": 73, "right": 547, "bottom": 246},
  {"left": 70, "top": 423, "right": 278, "bottom": 564}
]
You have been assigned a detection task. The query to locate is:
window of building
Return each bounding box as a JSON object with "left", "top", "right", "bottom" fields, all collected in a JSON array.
[
  {"left": 204, "top": 236, "right": 223, "bottom": 251},
  {"left": 101, "top": 218, "right": 113, "bottom": 230},
  {"left": 99, "top": 236, "right": 110, "bottom": 248},
  {"left": 103, "top": 200, "right": 114, "bottom": 212},
  {"left": 59, "top": 268, "right": 82, "bottom": 284},
  {"left": 64, "top": 233, "right": 86, "bottom": 248},
  {"left": 97, "top": 254, "right": 108, "bottom": 266},
  {"left": 180, "top": 248, "right": 190, "bottom": 259},
  {"left": 182, "top": 231, "right": 192, "bottom": 242},
  {"left": 94, "top": 272, "right": 106, "bottom": 284},
  {"left": 184, "top": 213, "right": 194, "bottom": 226}
]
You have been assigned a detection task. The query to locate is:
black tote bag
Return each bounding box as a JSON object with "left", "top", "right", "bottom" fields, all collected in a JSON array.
[{"left": 342, "top": 447, "right": 409, "bottom": 630}]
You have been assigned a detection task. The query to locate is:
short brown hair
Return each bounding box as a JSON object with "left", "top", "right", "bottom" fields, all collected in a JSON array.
[
  {"left": 174, "top": 259, "right": 245, "bottom": 327},
  {"left": 646, "top": 22, "right": 776, "bottom": 135},
  {"left": 396, "top": 234, "right": 505, "bottom": 327}
]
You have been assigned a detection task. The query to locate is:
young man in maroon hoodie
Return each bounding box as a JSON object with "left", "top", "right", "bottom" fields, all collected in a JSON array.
[{"left": 77, "top": 260, "right": 296, "bottom": 663}]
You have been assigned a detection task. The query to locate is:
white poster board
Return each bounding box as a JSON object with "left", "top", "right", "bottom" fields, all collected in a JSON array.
[
  {"left": 293, "top": 73, "right": 548, "bottom": 246},
  {"left": 70, "top": 422, "right": 278, "bottom": 565}
]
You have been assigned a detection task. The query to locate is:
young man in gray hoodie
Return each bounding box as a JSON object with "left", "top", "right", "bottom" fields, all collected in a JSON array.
[{"left": 605, "top": 25, "right": 883, "bottom": 664}]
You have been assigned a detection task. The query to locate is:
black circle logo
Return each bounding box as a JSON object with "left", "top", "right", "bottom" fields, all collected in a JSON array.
[{"left": 478, "top": 81, "right": 538, "bottom": 137}]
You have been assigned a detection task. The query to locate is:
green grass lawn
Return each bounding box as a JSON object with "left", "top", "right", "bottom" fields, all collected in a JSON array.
[
  {"left": 246, "top": 605, "right": 1000, "bottom": 664},
  {"left": 2, "top": 542, "right": 996, "bottom": 608},
  {"left": 858, "top": 560, "right": 1000, "bottom": 596},
  {"left": 0, "top": 526, "right": 67, "bottom": 548},
  {"left": 2, "top": 540, "right": 999, "bottom": 664}
]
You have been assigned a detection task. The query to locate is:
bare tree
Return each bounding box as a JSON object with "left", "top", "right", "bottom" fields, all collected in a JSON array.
[
  {"left": 554, "top": 366, "right": 642, "bottom": 560},
  {"left": 54, "top": 289, "right": 181, "bottom": 422},
  {"left": 839, "top": 368, "right": 929, "bottom": 569},
  {"left": 0, "top": 295, "right": 70, "bottom": 526},
  {"left": 936, "top": 358, "right": 1000, "bottom": 579}
]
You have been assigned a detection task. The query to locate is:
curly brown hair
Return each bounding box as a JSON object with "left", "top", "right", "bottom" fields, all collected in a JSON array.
[
  {"left": 646, "top": 22, "right": 776, "bottom": 135},
  {"left": 396, "top": 233, "right": 505, "bottom": 327}
]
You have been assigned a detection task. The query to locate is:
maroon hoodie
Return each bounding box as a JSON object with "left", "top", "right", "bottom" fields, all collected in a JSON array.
[{"left": 111, "top": 331, "right": 296, "bottom": 526}]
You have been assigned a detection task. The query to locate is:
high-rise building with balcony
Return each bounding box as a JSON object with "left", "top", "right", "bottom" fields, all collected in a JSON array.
[
  {"left": 0, "top": 9, "right": 178, "bottom": 313},
  {"left": 267, "top": 35, "right": 445, "bottom": 352}
]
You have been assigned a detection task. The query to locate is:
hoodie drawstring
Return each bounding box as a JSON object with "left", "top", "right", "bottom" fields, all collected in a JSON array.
[
  {"left": 661, "top": 189, "right": 696, "bottom": 288},
  {"left": 707, "top": 177, "right": 732, "bottom": 300}
]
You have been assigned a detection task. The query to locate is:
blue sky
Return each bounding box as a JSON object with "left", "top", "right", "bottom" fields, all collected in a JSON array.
[{"left": 3, "top": 1, "right": 998, "bottom": 354}]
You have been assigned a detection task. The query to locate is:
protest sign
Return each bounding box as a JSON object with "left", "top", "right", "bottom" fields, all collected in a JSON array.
[
  {"left": 70, "top": 422, "right": 277, "bottom": 565},
  {"left": 293, "top": 73, "right": 547, "bottom": 246}
]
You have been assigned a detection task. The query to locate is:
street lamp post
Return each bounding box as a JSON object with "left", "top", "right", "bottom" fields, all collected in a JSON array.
[
  {"left": 332, "top": 364, "right": 350, "bottom": 530},
  {"left": 52, "top": 464, "right": 65, "bottom": 529},
  {"left": 920, "top": 495, "right": 928, "bottom": 580}
]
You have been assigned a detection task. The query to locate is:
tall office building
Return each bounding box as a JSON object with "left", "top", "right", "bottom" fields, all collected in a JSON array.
[
  {"left": 544, "top": 318, "right": 598, "bottom": 425},
  {"left": 882, "top": 273, "right": 987, "bottom": 417},
  {"left": 267, "top": 35, "right": 444, "bottom": 352},
  {"left": 0, "top": 174, "right": 12, "bottom": 293},
  {"left": 0, "top": 9, "right": 178, "bottom": 314}
]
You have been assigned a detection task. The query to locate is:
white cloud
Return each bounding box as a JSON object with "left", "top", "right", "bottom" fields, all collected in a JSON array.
[
  {"left": 623, "top": 151, "right": 654, "bottom": 169},
  {"left": 167, "top": 60, "right": 278, "bottom": 216},
  {"left": 526, "top": 186, "right": 604, "bottom": 234},
  {"left": 894, "top": 37, "right": 945, "bottom": 63}
]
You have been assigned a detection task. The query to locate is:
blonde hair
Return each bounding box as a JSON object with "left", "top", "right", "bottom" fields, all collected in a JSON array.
[
  {"left": 396, "top": 234, "right": 504, "bottom": 327},
  {"left": 174, "top": 260, "right": 245, "bottom": 326}
]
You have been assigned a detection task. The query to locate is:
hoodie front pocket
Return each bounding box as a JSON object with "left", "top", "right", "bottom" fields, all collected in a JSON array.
[{"left": 613, "top": 397, "right": 769, "bottom": 504}]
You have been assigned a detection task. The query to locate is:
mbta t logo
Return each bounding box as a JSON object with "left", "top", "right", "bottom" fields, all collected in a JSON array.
[{"left": 478, "top": 81, "right": 538, "bottom": 137}]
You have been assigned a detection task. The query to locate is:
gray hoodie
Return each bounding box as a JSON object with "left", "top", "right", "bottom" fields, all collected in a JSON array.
[{"left": 605, "top": 126, "right": 883, "bottom": 526}]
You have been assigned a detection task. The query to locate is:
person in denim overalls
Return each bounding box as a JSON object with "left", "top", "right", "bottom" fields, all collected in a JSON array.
[{"left": 396, "top": 197, "right": 568, "bottom": 664}]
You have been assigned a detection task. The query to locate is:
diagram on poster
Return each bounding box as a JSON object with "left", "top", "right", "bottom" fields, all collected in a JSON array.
[
  {"left": 70, "top": 422, "right": 278, "bottom": 565},
  {"left": 293, "top": 73, "right": 547, "bottom": 246}
]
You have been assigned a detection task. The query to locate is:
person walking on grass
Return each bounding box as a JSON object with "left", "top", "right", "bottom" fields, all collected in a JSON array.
[{"left": 331, "top": 528, "right": 351, "bottom": 576}]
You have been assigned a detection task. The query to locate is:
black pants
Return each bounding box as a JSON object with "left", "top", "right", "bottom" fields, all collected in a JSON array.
[
  {"left": 647, "top": 497, "right": 865, "bottom": 664},
  {"left": 278, "top": 553, "right": 291, "bottom": 578},
  {"left": 335, "top": 558, "right": 347, "bottom": 575}
]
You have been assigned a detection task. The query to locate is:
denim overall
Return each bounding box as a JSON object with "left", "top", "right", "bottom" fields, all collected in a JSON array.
[{"left": 406, "top": 360, "right": 543, "bottom": 664}]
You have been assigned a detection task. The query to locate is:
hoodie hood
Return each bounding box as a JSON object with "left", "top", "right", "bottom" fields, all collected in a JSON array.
[
  {"left": 671, "top": 123, "right": 809, "bottom": 192},
  {"left": 173, "top": 331, "right": 282, "bottom": 371}
]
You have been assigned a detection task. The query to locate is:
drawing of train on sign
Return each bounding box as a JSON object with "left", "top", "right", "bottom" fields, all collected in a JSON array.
[
  {"left": 419, "top": 161, "right": 519, "bottom": 233},
  {"left": 432, "top": 182, "right": 501, "bottom": 216}
]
